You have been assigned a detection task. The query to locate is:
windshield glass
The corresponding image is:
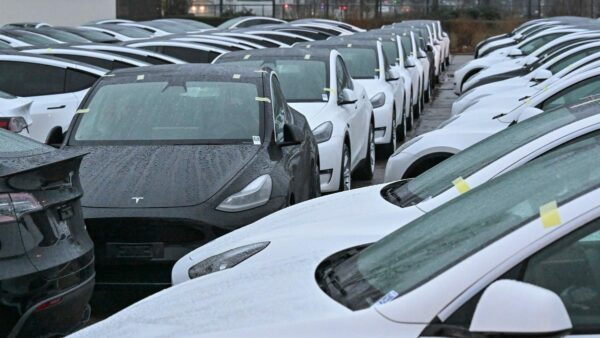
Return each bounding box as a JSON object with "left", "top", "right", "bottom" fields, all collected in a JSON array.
[
  {"left": 218, "top": 18, "right": 244, "bottom": 29},
  {"left": 548, "top": 46, "right": 600, "bottom": 74},
  {"left": 105, "top": 25, "right": 152, "bottom": 38},
  {"left": 387, "top": 103, "right": 596, "bottom": 207},
  {"left": 143, "top": 21, "right": 188, "bottom": 34},
  {"left": 218, "top": 58, "right": 327, "bottom": 102},
  {"left": 520, "top": 33, "right": 565, "bottom": 55},
  {"left": 327, "top": 137, "right": 600, "bottom": 310},
  {"left": 38, "top": 29, "right": 90, "bottom": 43},
  {"left": 336, "top": 47, "right": 378, "bottom": 79},
  {"left": 5, "top": 30, "right": 57, "bottom": 45},
  {"left": 72, "top": 78, "right": 262, "bottom": 144},
  {"left": 73, "top": 29, "right": 116, "bottom": 42}
]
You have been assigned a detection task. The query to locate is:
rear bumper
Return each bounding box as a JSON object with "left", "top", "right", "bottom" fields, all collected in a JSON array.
[{"left": 2, "top": 254, "right": 95, "bottom": 338}]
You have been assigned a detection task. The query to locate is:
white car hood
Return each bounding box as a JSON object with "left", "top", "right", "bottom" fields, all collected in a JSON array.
[
  {"left": 288, "top": 101, "right": 328, "bottom": 126},
  {"left": 73, "top": 185, "right": 426, "bottom": 337},
  {"left": 0, "top": 96, "right": 33, "bottom": 124}
]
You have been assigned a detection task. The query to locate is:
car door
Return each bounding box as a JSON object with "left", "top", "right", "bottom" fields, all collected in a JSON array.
[
  {"left": 0, "top": 61, "right": 80, "bottom": 142},
  {"left": 432, "top": 217, "right": 600, "bottom": 337},
  {"left": 336, "top": 56, "right": 364, "bottom": 167}
]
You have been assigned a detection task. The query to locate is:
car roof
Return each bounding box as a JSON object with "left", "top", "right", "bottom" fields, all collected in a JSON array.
[
  {"left": 0, "top": 50, "right": 108, "bottom": 73},
  {"left": 218, "top": 47, "right": 331, "bottom": 61},
  {"left": 109, "top": 63, "right": 271, "bottom": 81}
]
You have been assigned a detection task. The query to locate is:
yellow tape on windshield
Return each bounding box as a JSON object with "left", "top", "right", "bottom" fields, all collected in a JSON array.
[
  {"left": 323, "top": 87, "right": 336, "bottom": 94},
  {"left": 76, "top": 108, "right": 90, "bottom": 114},
  {"left": 103, "top": 74, "right": 115, "bottom": 77},
  {"left": 255, "top": 97, "right": 271, "bottom": 103},
  {"left": 452, "top": 177, "right": 470, "bottom": 194},
  {"left": 244, "top": 54, "right": 251, "bottom": 60},
  {"left": 540, "top": 201, "right": 561, "bottom": 228},
  {"left": 347, "top": 43, "right": 352, "bottom": 47},
  {"left": 233, "top": 74, "right": 241, "bottom": 79},
  {"left": 137, "top": 74, "right": 145, "bottom": 81},
  {"left": 304, "top": 54, "right": 311, "bottom": 60}
]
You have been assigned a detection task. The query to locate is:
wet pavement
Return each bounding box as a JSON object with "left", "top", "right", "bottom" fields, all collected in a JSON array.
[{"left": 354, "top": 54, "right": 472, "bottom": 189}]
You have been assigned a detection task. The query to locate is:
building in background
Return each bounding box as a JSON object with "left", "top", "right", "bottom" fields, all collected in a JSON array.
[{"left": 0, "top": 0, "right": 116, "bottom": 26}]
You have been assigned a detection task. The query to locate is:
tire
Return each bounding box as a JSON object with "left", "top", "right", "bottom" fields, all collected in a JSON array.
[
  {"left": 354, "top": 123, "right": 375, "bottom": 180},
  {"left": 338, "top": 142, "right": 351, "bottom": 191},
  {"left": 379, "top": 109, "right": 397, "bottom": 157},
  {"left": 309, "top": 159, "right": 321, "bottom": 198}
]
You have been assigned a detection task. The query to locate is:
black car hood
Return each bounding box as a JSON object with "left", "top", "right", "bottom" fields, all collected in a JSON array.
[{"left": 72, "top": 144, "right": 260, "bottom": 208}]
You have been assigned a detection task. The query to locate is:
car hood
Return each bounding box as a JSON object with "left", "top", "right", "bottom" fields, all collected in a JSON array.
[
  {"left": 71, "top": 144, "right": 260, "bottom": 208},
  {"left": 288, "top": 102, "right": 328, "bottom": 126},
  {"left": 73, "top": 185, "right": 425, "bottom": 337}
]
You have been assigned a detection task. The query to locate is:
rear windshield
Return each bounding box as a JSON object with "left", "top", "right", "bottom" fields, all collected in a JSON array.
[{"left": 0, "top": 130, "right": 50, "bottom": 158}]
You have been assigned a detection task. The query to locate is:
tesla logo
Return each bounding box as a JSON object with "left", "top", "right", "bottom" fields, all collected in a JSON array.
[{"left": 132, "top": 197, "right": 144, "bottom": 204}]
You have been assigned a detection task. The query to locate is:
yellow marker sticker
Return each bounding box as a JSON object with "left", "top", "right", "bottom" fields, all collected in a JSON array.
[
  {"left": 103, "top": 74, "right": 115, "bottom": 77},
  {"left": 244, "top": 54, "right": 251, "bottom": 60},
  {"left": 254, "top": 70, "right": 268, "bottom": 73},
  {"left": 137, "top": 74, "right": 145, "bottom": 81},
  {"left": 323, "top": 87, "right": 336, "bottom": 94},
  {"left": 76, "top": 108, "right": 90, "bottom": 114},
  {"left": 47, "top": 48, "right": 54, "bottom": 53},
  {"left": 374, "top": 68, "right": 381, "bottom": 72},
  {"left": 540, "top": 201, "right": 561, "bottom": 228},
  {"left": 304, "top": 54, "right": 311, "bottom": 60},
  {"left": 347, "top": 43, "right": 352, "bottom": 48},
  {"left": 306, "top": 45, "right": 311, "bottom": 48},
  {"left": 255, "top": 97, "right": 271, "bottom": 103},
  {"left": 452, "top": 177, "right": 470, "bottom": 194},
  {"left": 233, "top": 74, "right": 241, "bottom": 79}
]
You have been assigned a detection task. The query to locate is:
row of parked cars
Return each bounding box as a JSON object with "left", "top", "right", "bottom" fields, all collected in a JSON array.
[
  {"left": 0, "top": 17, "right": 450, "bottom": 337},
  {"left": 70, "top": 16, "right": 600, "bottom": 337}
]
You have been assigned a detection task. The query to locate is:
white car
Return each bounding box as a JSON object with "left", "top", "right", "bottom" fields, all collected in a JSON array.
[
  {"left": 72, "top": 44, "right": 187, "bottom": 65},
  {"left": 71, "top": 128, "right": 600, "bottom": 338},
  {"left": 126, "top": 41, "right": 228, "bottom": 63},
  {"left": 217, "top": 16, "right": 286, "bottom": 30},
  {"left": 171, "top": 36, "right": 253, "bottom": 51},
  {"left": 80, "top": 24, "right": 154, "bottom": 41},
  {"left": 213, "top": 31, "right": 287, "bottom": 48},
  {"left": 454, "top": 27, "right": 584, "bottom": 94},
  {"left": 291, "top": 22, "right": 354, "bottom": 36},
  {"left": 291, "top": 18, "right": 365, "bottom": 33},
  {"left": 384, "top": 65, "right": 600, "bottom": 180},
  {"left": 21, "top": 47, "right": 151, "bottom": 70},
  {"left": 0, "top": 52, "right": 106, "bottom": 142},
  {"left": 453, "top": 51, "right": 600, "bottom": 116},
  {"left": 475, "top": 21, "right": 561, "bottom": 57},
  {"left": 0, "top": 90, "right": 31, "bottom": 136},
  {"left": 461, "top": 34, "right": 600, "bottom": 93},
  {"left": 215, "top": 48, "right": 374, "bottom": 192},
  {"left": 298, "top": 40, "right": 404, "bottom": 155},
  {"left": 186, "top": 34, "right": 266, "bottom": 49},
  {"left": 0, "top": 29, "right": 60, "bottom": 47}
]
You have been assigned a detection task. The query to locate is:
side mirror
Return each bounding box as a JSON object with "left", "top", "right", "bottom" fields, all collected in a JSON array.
[
  {"left": 517, "top": 106, "right": 544, "bottom": 122},
  {"left": 417, "top": 50, "right": 427, "bottom": 59},
  {"left": 533, "top": 68, "right": 553, "bottom": 82},
  {"left": 470, "top": 280, "right": 571, "bottom": 337},
  {"left": 45, "top": 126, "right": 65, "bottom": 148},
  {"left": 279, "top": 123, "right": 304, "bottom": 146},
  {"left": 385, "top": 68, "right": 400, "bottom": 81},
  {"left": 508, "top": 48, "right": 523, "bottom": 57},
  {"left": 338, "top": 88, "right": 358, "bottom": 105},
  {"left": 405, "top": 59, "right": 416, "bottom": 68},
  {"left": 426, "top": 44, "right": 434, "bottom": 52}
]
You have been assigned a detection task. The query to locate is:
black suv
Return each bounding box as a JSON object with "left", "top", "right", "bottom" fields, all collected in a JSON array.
[{"left": 0, "top": 130, "right": 94, "bottom": 337}]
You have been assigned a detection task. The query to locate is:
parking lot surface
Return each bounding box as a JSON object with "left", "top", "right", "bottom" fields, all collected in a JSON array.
[{"left": 354, "top": 54, "right": 472, "bottom": 189}]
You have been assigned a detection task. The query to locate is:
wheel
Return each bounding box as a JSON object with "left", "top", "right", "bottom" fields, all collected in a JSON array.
[
  {"left": 354, "top": 123, "right": 375, "bottom": 180},
  {"left": 379, "top": 110, "right": 397, "bottom": 157},
  {"left": 309, "top": 159, "right": 321, "bottom": 198},
  {"left": 338, "top": 142, "right": 352, "bottom": 191}
]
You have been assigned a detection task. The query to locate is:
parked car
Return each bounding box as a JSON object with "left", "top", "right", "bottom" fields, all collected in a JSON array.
[
  {"left": 153, "top": 18, "right": 214, "bottom": 31},
  {"left": 21, "top": 46, "right": 151, "bottom": 70},
  {"left": 0, "top": 130, "right": 94, "bottom": 337},
  {"left": 58, "top": 64, "right": 320, "bottom": 289},
  {"left": 218, "top": 16, "right": 286, "bottom": 30},
  {"left": 297, "top": 39, "right": 404, "bottom": 155},
  {"left": 73, "top": 44, "right": 187, "bottom": 65},
  {"left": 126, "top": 40, "right": 227, "bottom": 63},
  {"left": 15, "top": 27, "right": 92, "bottom": 43},
  {"left": 71, "top": 119, "right": 600, "bottom": 338},
  {"left": 0, "top": 28, "right": 59, "bottom": 47},
  {"left": 80, "top": 24, "right": 154, "bottom": 42},
  {"left": 216, "top": 47, "right": 375, "bottom": 191},
  {"left": 0, "top": 52, "right": 106, "bottom": 142},
  {"left": 52, "top": 26, "right": 120, "bottom": 44}
]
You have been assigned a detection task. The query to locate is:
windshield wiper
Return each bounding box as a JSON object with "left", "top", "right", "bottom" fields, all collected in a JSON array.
[{"left": 492, "top": 112, "right": 507, "bottom": 119}]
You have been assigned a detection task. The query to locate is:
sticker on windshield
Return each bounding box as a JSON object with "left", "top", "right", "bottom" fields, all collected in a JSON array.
[
  {"left": 255, "top": 97, "right": 271, "bottom": 103},
  {"left": 103, "top": 74, "right": 115, "bottom": 77},
  {"left": 244, "top": 54, "right": 251, "bottom": 60},
  {"left": 76, "top": 108, "right": 89, "bottom": 114},
  {"left": 347, "top": 43, "right": 352, "bottom": 48},
  {"left": 322, "top": 93, "right": 329, "bottom": 101},
  {"left": 540, "top": 200, "right": 561, "bottom": 228},
  {"left": 137, "top": 74, "right": 145, "bottom": 81},
  {"left": 233, "top": 74, "right": 241, "bottom": 79},
  {"left": 252, "top": 136, "right": 261, "bottom": 145},
  {"left": 305, "top": 44, "right": 311, "bottom": 48},
  {"left": 47, "top": 48, "right": 54, "bottom": 53},
  {"left": 452, "top": 177, "right": 470, "bottom": 194},
  {"left": 304, "top": 54, "right": 311, "bottom": 60},
  {"left": 375, "top": 290, "right": 399, "bottom": 306},
  {"left": 323, "top": 87, "right": 335, "bottom": 94}
]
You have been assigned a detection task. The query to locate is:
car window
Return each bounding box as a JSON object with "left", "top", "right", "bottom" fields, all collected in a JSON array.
[
  {"left": 72, "top": 78, "right": 262, "bottom": 144},
  {"left": 65, "top": 68, "right": 99, "bottom": 93},
  {"left": 381, "top": 41, "right": 399, "bottom": 66},
  {"left": 521, "top": 33, "right": 565, "bottom": 55},
  {"left": 542, "top": 76, "right": 600, "bottom": 111},
  {"left": 255, "top": 33, "right": 301, "bottom": 45},
  {"left": 549, "top": 46, "right": 600, "bottom": 74},
  {"left": 336, "top": 47, "right": 378, "bottom": 79},
  {"left": 0, "top": 61, "right": 65, "bottom": 97},
  {"left": 51, "top": 53, "right": 114, "bottom": 70},
  {"left": 271, "top": 76, "right": 288, "bottom": 143},
  {"left": 336, "top": 56, "right": 353, "bottom": 100}
]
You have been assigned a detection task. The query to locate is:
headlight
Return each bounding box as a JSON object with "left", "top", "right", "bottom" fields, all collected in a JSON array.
[
  {"left": 312, "top": 121, "right": 333, "bottom": 144},
  {"left": 188, "top": 242, "right": 270, "bottom": 279},
  {"left": 370, "top": 92, "right": 386, "bottom": 108},
  {"left": 392, "top": 136, "right": 423, "bottom": 157},
  {"left": 216, "top": 175, "right": 272, "bottom": 212}
]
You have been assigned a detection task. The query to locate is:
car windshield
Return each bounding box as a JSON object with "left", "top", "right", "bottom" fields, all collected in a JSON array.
[
  {"left": 38, "top": 29, "right": 90, "bottom": 43},
  {"left": 72, "top": 29, "right": 116, "bottom": 42},
  {"left": 142, "top": 21, "right": 188, "bottom": 34},
  {"left": 520, "top": 32, "right": 566, "bottom": 55},
  {"left": 4, "top": 30, "right": 57, "bottom": 45},
  {"left": 0, "top": 130, "right": 51, "bottom": 158},
  {"left": 386, "top": 103, "right": 598, "bottom": 208},
  {"left": 218, "top": 18, "right": 244, "bottom": 29},
  {"left": 336, "top": 47, "right": 378, "bottom": 79},
  {"left": 103, "top": 25, "right": 152, "bottom": 38},
  {"left": 72, "top": 77, "right": 262, "bottom": 144},
  {"left": 169, "top": 19, "right": 213, "bottom": 30},
  {"left": 219, "top": 58, "right": 327, "bottom": 102},
  {"left": 325, "top": 136, "right": 600, "bottom": 310}
]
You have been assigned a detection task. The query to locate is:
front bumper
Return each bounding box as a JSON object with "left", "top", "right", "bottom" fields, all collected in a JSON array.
[
  {"left": 317, "top": 136, "right": 344, "bottom": 193},
  {"left": 1, "top": 252, "right": 95, "bottom": 338},
  {"left": 83, "top": 199, "right": 287, "bottom": 288}
]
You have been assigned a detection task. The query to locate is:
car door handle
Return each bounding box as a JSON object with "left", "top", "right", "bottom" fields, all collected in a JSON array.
[{"left": 47, "top": 105, "right": 66, "bottom": 110}]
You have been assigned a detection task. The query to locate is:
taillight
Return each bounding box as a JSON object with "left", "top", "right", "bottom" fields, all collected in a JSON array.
[
  {"left": 0, "top": 116, "right": 28, "bottom": 133},
  {"left": 0, "top": 193, "right": 42, "bottom": 224}
]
